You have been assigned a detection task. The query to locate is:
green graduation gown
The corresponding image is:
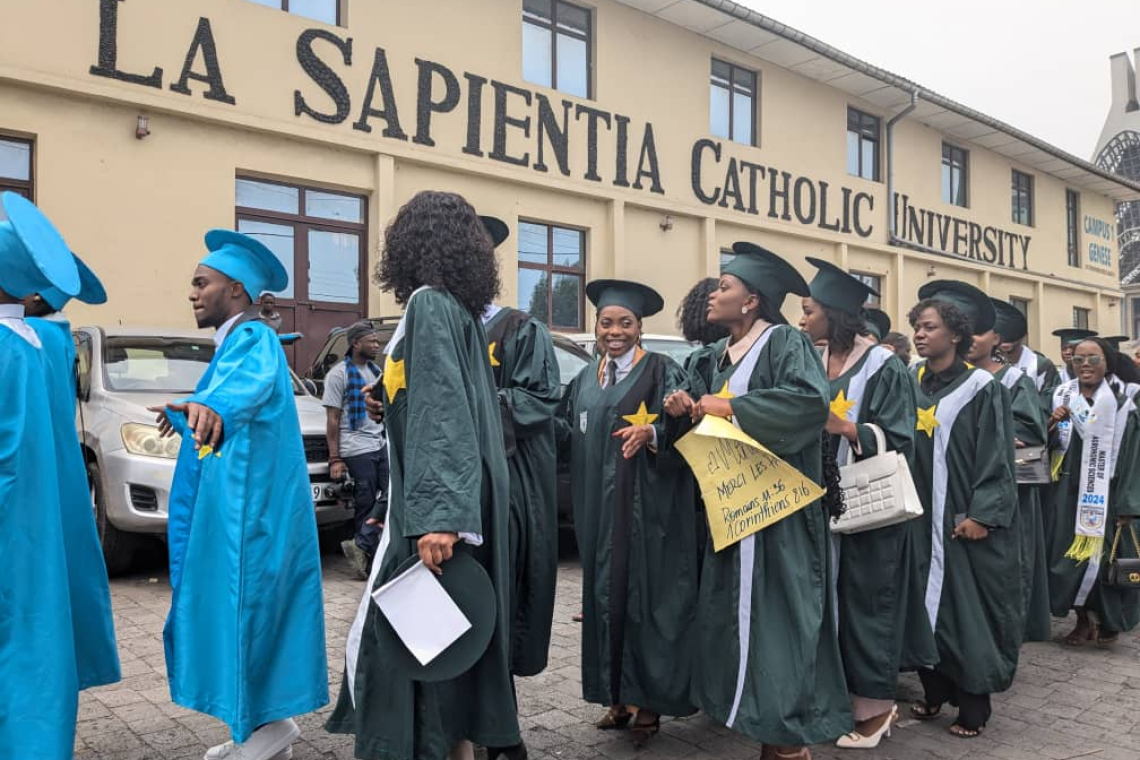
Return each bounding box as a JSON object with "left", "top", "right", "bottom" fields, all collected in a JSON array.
[
  {"left": 328, "top": 288, "right": 519, "bottom": 760},
  {"left": 557, "top": 349, "right": 698, "bottom": 716},
  {"left": 688, "top": 325, "right": 851, "bottom": 745},
  {"left": 484, "top": 306, "right": 560, "bottom": 677},
  {"left": 828, "top": 346, "right": 937, "bottom": 699},
  {"left": 995, "top": 365, "right": 1051, "bottom": 642},
  {"left": 1046, "top": 385, "right": 1140, "bottom": 634},
  {"left": 910, "top": 362, "right": 1021, "bottom": 696}
]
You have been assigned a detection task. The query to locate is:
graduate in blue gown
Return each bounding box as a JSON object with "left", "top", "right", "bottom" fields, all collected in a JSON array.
[
  {"left": 25, "top": 252, "right": 121, "bottom": 694},
  {"left": 0, "top": 191, "right": 88, "bottom": 760},
  {"left": 154, "top": 230, "right": 328, "bottom": 760}
]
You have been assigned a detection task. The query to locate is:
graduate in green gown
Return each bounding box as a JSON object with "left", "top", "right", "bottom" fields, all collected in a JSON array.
[
  {"left": 999, "top": 314, "right": 1060, "bottom": 415},
  {"left": 906, "top": 281, "right": 1020, "bottom": 740},
  {"left": 1052, "top": 328, "right": 1098, "bottom": 385},
  {"left": 328, "top": 191, "right": 519, "bottom": 760},
  {"left": 479, "top": 217, "right": 560, "bottom": 688},
  {"left": 1045, "top": 337, "right": 1140, "bottom": 646},
  {"left": 665, "top": 243, "right": 852, "bottom": 760},
  {"left": 981, "top": 300, "right": 1051, "bottom": 642},
  {"left": 556, "top": 279, "right": 698, "bottom": 746},
  {"left": 798, "top": 258, "right": 935, "bottom": 750}
]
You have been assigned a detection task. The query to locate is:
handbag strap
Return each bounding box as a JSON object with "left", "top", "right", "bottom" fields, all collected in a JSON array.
[
  {"left": 843, "top": 423, "right": 887, "bottom": 467},
  {"left": 1108, "top": 524, "right": 1140, "bottom": 562}
]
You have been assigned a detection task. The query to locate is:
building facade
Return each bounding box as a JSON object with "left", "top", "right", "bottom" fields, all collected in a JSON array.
[{"left": 1, "top": 0, "right": 1136, "bottom": 371}]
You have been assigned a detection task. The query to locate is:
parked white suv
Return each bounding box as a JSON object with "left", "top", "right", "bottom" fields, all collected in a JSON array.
[{"left": 74, "top": 326, "right": 353, "bottom": 575}]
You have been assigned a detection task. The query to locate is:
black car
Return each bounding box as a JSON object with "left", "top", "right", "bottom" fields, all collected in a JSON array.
[{"left": 304, "top": 316, "right": 592, "bottom": 531}]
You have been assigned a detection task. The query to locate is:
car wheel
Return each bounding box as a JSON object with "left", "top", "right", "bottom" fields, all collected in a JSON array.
[{"left": 87, "top": 460, "right": 139, "bottom": 576}]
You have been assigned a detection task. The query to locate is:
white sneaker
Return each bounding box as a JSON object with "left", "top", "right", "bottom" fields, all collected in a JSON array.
[{"left": 203, "top": 719, "right": 300, "bottom": 760}]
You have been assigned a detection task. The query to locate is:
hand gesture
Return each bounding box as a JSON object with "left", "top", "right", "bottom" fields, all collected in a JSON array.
[
  {"left": 612, "top": 424, "right": 654, "bottom": 459},
  {"left": 692, "top": 394, "right": 733, "bottom": 421},
  {"left": 1049, "top": 406, "right": 1071, "bottom": 426},
  {"left": 362, "top": 383, "right": 385, "bottom": 423},
  {"left": 418, "top": 532, "right": 460, "bottom": 575},
  {"left": 329, "top": 460, "right": 347, "bottom": 481},
  {"left": 663, "top": 390, "right": 694, "bottom": 419},
  {"left": 952, "top": 517, "right": 989, "bottom": 541}
]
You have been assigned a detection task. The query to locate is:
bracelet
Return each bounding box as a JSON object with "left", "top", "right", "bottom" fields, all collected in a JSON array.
[{"left": 328, "top": 457, "right": 344, "bottom": 466}]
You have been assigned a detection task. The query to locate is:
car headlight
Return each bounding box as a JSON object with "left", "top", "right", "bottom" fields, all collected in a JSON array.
[{"left": 121, "top": 423, "right": 182, "bottom": 459}]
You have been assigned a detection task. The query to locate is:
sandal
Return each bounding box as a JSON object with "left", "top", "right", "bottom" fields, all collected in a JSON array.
[
  {"left": 630, "top": 710, "right": 659, "bottom": 747},
  {"left": 1063, "top": 622, "right": 1097, "bottom": 646},
  {"left": 594, "top": 706, "right": 632, "bottom": 730},
  {"left": 1097, "top": 630, "right": 1120, "bottom": 645},
  {"left": 949, "top": 723, "right": 983, "bottom": 739},
  {"left": 773, "top": 749, "right": 811, "bottom": 759},
  {"left": 910, "top": 701, "right": 942, "bottom": 720}
]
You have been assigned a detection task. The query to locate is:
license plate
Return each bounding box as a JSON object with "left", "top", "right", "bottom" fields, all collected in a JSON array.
[{"left": 312, "top": 484, "right": 324, "bottom": 502}]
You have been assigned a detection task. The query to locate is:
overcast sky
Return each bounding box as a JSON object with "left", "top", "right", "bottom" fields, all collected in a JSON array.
[{"left": 735, "top": 0, "right": 1140, "bottom": 160}]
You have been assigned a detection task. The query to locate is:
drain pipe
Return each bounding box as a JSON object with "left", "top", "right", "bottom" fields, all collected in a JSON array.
[{"left": 886, "top": 90, "right": 918, "bottom": 247}]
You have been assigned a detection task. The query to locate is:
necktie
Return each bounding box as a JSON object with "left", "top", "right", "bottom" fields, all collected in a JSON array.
[{"left": 606, "top": 359, "right": 618, "bottom": 388}]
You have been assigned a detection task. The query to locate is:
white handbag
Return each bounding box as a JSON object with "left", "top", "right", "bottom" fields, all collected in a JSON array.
[{"left": 830, "top": 423, "right": 924, "bottom": 535}]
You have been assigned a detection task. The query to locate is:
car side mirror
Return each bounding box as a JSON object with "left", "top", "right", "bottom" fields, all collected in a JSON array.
[{"left": 302, "top": 378, "right": 318, "bottom": 396}]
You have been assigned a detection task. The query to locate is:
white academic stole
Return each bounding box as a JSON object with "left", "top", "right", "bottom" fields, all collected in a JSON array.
[{"left": 1060, "top": 379, "right": 1116, "bottom": 564}]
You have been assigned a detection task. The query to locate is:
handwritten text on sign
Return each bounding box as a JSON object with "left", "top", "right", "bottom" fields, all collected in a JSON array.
[{"left": 675, "top": 416, "right": 824, "bottom": 552}]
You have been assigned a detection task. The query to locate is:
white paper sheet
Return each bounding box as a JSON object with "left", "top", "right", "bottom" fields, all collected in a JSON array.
[{"left": 371, "top": 560, "right": 472, "bottom": 665}]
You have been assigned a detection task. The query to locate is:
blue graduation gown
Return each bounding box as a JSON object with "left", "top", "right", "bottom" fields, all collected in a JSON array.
[
  {"left": 0, "top": 326, "right": 79, "bottom": 760},
  {"left": 164, "top": 320, "right": 328, "bottom": 742},
  {"left": 28, "top": 316, "right": 121, "bottom": 690}
]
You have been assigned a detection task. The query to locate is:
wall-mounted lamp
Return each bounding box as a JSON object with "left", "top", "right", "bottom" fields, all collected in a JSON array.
[
  {"left": 659, "top": 214, "right": 673, "bottom": 232},
  {"left": 1108, "top": 297, "right": 1119, "bottom": 308},
  {"left": 135, "top": 114, "right": 150, "bottom": 139},
  {"left": 926, "top": 265, "right": 937, "bottom": 277}
]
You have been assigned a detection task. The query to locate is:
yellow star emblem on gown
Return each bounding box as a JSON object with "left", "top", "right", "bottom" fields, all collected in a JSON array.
[
  {"left": 830, "top": 389, "right": 856, "bottom": 419},
  {"left": 622, "top": 401, "right": 659, "bottom": 426},
  {"left": 383, "top": 355, "right": 407, "bottom": 401},
  {"left": 715, "top": 382, "right": 735, "bottom": 400},
  {"left": 916, "top": 405, "right": 941, "bottom": 438},
  {"left": 488, "top": 342, "right": 501, "bottom": 367}
]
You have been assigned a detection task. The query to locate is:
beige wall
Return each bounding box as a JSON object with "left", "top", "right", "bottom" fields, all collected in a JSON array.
[{"left": 0, "top": 0, "right": 1126, "bottom": 361}]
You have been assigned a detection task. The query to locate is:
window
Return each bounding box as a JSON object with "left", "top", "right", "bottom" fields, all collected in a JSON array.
[
  {"left": 518, "top": 221, "right": 585, "bottom": 330},
  {"left": 720, "top": 249, "right": 736, "bottom": 269},
  {"left": 851, "top": 272, "right": 882, "bottom": 306},
  {"left": 522, "top": 0, "right": 591, "bottom": 99},
  {"left": 1072, "top": 307, "right": 1090, "bottom": 330},
  {"left": 243, "top": 0, "right": 339, "bottom": 24},
  {"left": 846, "top": 108, "right": 880, "bottom": 181},
  {"left": 1012, "top": 170, "right": 1034, "bottom": 226},
  {"left": 0, "top": 137, "right": 33, "bottom": 207},
  {"left": 941, "top": 143, "right": 968, "bottom": 207},
  {"left": 235, "top": 177, "right": 366, "bottom": 370},
  {"left": 1066, "top": 189, "right": 1080, "bottom": 267},
  {"left": 1010, "top": 297, "right": 1029, "bottom": 318},
  {"left": 710, "top": 59, "right": 757, "bottom": 146},
  {"left": 1132, "top": 297, "right": 1140, "bottom": 340},
  {"left": 74, "top": 331, "right": 92, "bottom": 400}
]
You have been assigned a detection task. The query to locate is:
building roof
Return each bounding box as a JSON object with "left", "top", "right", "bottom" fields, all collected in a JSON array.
[{"left": 617, "top": 0, "right": 1140, "bottom": 202}]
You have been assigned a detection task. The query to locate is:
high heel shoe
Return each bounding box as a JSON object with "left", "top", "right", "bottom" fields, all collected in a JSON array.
[
  {"left": 835, "top": 705, "right": 898, "bottom": 749},
  {"left": 594, "top": 706, "right": 632, "bottom": 730},
  {"left": 486, "top": 742, "right": 528, "bottom": 760},
  {"left": 630, "top": 710, "right": 659, "bottom": 747}
]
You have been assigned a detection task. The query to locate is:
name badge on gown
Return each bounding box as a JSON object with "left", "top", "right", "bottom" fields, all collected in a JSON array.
[{"left": 579, "top": 411, "right": 588, "bottom": 433}]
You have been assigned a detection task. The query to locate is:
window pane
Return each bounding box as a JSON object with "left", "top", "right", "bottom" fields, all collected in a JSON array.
[
  {"left": 308, "top": 230, "right": 359, "bottom": 304},
  {"left": 731, "top": 92, "right": 752, "bottom": 145},
  {"left": 720, "top": 251, "right": 736, "bottom": 269},
  {"left": 711, "top": 59, "right": 732, "bottom": 83},
  {"left": 861, "top": 139, "right": 876, "bottom": 180},
  {"left": 710, "top": 85, "right": 730, "bottom": 139},
  {"left": 524, "top": 0, "right": 552, "bottom": 21},
  {"left": 732, "top": 67, "right": 754, "bottom": 93},
  {"left": 941, "top": 162, "right": 952, "bottom": 204},
  {"left": 236, "top": 179, "right": 299, "bottom": 214},
  {"left": 551, "top": 273, "right": 581, "bottom": 328},
  {"left": 954, "top": 171, "right": 966, "bottom": 207},
  {"left": 518, "top": 268, "right": 549, "bottom": 323},
  {"left": 0, "top": 139, "right": 30, "bottom": 181},
  {"left": 305, "top": 189, "right": 363, "bottom": 223},
  {"left": 289, "top": 0, "right": 337, "bottom": 24},
  {"left": 522, "top": 22, "right": 553, "bottom": 89},
  {"left": 518, "top": 222, "right": 549, "bottom": 265},
  {"left": 551, "top": 227, "right": 583, "bottom": 268},
  {"left": 556, "top": 2, "right": 589, "bottom": 33},
  {"left": 555, "top": 33, "right": 588, "bottom": 98},
  {"left": 846, "top": 131, "right": 860, "bottom": 176},
  {"left": 236, "top": 218, "right": 295, "bottom": 299}
]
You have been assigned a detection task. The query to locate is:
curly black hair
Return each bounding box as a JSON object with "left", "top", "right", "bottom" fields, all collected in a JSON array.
[
  {"left": 820, "top": 430, "right": 846, "bottom": 522},
  {"left": 907, "top": 298, "right": 973, "bottom": 359},
  {"left": 376, "top": 191, "right": 501, "bottom": 317},
  {"left": 822, "top": 304, "right": 867, "bottom": 355},
  {"left": 677, "top": 278, "right": 729, "bottom": 345}
]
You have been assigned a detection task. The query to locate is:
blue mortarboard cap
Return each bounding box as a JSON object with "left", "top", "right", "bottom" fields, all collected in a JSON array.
[
  {"left": 0, "top": 192, "right": 80, "bottom": 299},
  {"left": 201, "top": 229, "right": 288, "bottom": 300},
  {"left": 479, "top": 216, "right": 510, "bottom": 248},
  {"left": 40, "top": 252, "right": 107, "bottom": 311}
]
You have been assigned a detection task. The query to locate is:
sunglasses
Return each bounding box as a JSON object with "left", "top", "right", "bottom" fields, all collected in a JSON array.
[{"left": 1071, "top": 355, "right": 1104, "bottom": 366}]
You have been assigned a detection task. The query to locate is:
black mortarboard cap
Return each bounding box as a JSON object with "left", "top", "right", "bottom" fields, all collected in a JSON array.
[
  {"left": 991, "top": 299, "right": 1028, "bottom": 341},
  {"left": 585, "top": 279, "right": 664, "bottom": 319},
  {"left": 917, "top": 279, "right": 996, "bottom": 334},
  {"left": 805, "top": 256, "right": 877, "bottom": 316},
  {"left": 724, "top": 242, "right": 809, "bottom": 318}
]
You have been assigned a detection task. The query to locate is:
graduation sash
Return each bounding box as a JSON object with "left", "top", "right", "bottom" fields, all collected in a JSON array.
[
  {"left": 1057, "top": 379, "right": 1116, "bottom": 566},
  {"left": 1000, "top": 364, "right": 1025, "bottom": 390},
  {"left": 833, "top": 345, "right": 893, "bottom": 465},
  {"left": 1012, "top": 346, "right": 1040, "bottom": 390}
]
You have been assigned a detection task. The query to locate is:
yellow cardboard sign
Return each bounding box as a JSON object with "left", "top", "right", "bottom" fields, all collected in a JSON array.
[{"left": 675, "top": 415, "right": 825, "bottom": 552}]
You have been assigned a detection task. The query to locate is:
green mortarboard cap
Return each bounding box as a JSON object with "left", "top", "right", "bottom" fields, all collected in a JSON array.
[
  {"left": 372, "top": 551, "right": 496, "bottom": 683},
  {"left": 1051, "top": 327, "right": 1097, "bottom": 346},
  {"left": 479, "top": 216, "right": 509, "bottom": 248},
  {"left": 1102, "top": 335, "right": 1129, "bottom": 351},
  {"left": 805, "top": 256, "right": 877, "bottom": 316},
  {"left": 863, "top": 309, "right": 891, "bottom": 340},
  {"left": 917, "top": 280, "right": 996, "bottom": 334},
  {"left": 585, "top": 279, "right": 664, "bottom": 319},
  {"left": 991, "top": 299, "right": 1027, "bottom": 341},
  {"left": 724, "top": 242, "right": 810, "bottom": 320}
]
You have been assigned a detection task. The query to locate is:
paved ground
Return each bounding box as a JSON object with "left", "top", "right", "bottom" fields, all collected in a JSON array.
[{"left": 76, "top": 549, "right": 1140, "bottom": 760}]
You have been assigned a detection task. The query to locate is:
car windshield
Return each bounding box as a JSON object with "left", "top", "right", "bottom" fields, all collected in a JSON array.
[
  {"left": 553, "top": 343, "right": 590, "bottom": 385},
  {"left": 102, "top": 336, "right": 306, "bottom": 394},
  {"left": 641, "top": 338, "right": 697, "bottom": 363}
]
